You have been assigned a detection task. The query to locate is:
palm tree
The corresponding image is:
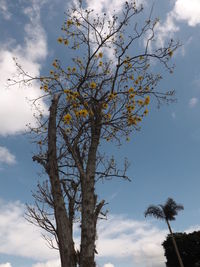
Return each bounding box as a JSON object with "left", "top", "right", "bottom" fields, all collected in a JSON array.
[{"left": 144, "top": 198, "right": 184, "bottom": 267}]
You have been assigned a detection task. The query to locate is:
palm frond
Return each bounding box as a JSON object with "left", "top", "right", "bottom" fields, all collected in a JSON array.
[
  {"left": 162, "top": 198, "right": 184, "bottom": 221},
  {"left": 144, "top": 205, "right": 165, "bottom": 220}
]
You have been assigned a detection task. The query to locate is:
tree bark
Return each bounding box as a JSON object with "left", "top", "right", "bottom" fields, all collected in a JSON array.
[
  {"left": 166, "top": 219, "right": 184, "bottom": 267},
  {"left": 80, "top": 121, "right": 101, "bottom": 267},
  {"left": 47, "top": 94, "right": 76, "bottom": 267}
]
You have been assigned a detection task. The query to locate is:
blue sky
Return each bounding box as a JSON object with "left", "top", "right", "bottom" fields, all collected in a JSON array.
[{"left": 0, "top": 0, "right": 200, "bottom": 267}]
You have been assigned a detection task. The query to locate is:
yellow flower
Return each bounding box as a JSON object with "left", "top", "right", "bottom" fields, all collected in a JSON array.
[
  {"left": 64, "top": 89, "right": 70, "bottom": 94},
  {"left": 64, "top": 39, "right": 69, "bottom": 45},
  {"left": 50, "top": 70, "right": 54, "bottom": 75},
  {"left": 139, "top": 55, "right": 144, "bottom": 60},
  {"left": 126, "top": 105, "right": 132, "bottom": 113},
  {"left": 129, "top": 93, "right": 135, "bottom": 99},
  {"left": 57, "top": 37, "right": 63, "bottom": 43},
  {"left": 105, "top": 113, "right": 111, "bottom": 120},
  {"left": 127, "top": 116, "right": 137, "bottom": 126},
  {"left": 72, "top": 103, "right": 79, "bottom": 108},
  {"left": 43, "top": 85, "right": 48, "bottom": 91},
  {"left": 137, "top": 99, "right": 144, "bottom": 106},
  {"left": 138, "top": 76, "right": 143, "bottom": 81},
  {"left": 145, "top": 86, "right": 150, "bottom": 91},
  {"left": 108, "top": 93, "right": 117, "bottom": 101},
  {"left": 135, "top": 79, "right": 139, "bottom": 85},
  {"left": 144, "top": 108, "right": 149, "bottom": 116},
  {"left": 130, "top": 75, "right": 134, "bottom": 80},
  {"left": 67, "top": 20, "right": 73, "bottom": 27},
  {"left": 79, "top": 109, "right": 88, "bottom": 118},
  {"left": 73, "top": 91, "right": 79, "bottom": 97},
  {"left": 136, "top": 116, "right": 142, "bottom": 122},
  {"left": 168, "top": 49, "right": 173, "bottom": 57},
  {"left": 66, "top": 95, "right": 73, "bottom": 101},
  {"left": 52, "top": 61, "right": 58, "bottom": 68},
  {"left": 144, "top": 96, "right": 150, "bottom": 105},
  {"left": 102, "top": 103, "right": 108, "bottom": 109},
  {"left": 63, "top": 113, "right": 72, "bottom": 124},
  {"left": 99, "top": 61, "right": 103, "bottom": 67},
  {"left": 128, "top": 87, "right": 134, "bottom": 93},
  {"left": 67, "top": 67, "right": 71, "bottom": 72},
  {"left": 72, "top": 67, "right": 76, "bottom": 72},
  {"left": 99, "top": 52, "right": 103, "bottom": 58},
  {"left": 90, "top": 81, "right": 97, "bottom": 89},
  {"left": 75, "top": 111, "right": 80, "bottom": 117}
]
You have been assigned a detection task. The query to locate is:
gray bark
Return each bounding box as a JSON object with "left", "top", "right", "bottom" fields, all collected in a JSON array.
[
  {"left": 47, "top": 94, "right": 76, "bottom": 267},
  {"left": 80, "top": 120, "right": 101, "bottom": 267}
]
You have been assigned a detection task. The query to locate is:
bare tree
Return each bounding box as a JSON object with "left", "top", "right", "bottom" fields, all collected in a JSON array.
[{"left": 11, "top": 1, "right": 180, "bottom": 266}]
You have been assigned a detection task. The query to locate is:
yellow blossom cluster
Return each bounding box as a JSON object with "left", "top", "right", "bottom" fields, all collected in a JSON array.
[
  {"left": 66, "top": 19, "right": 73, "bottom": 27},
  {"left": 107, "top": 92, "right": 117, "bottom": 101},
  {"left": 52, "top": 60, "right": 58, "bottom": 68},
  {"left": 63, "top": 113, "right": 72, "bottom": 124},
  {"left": 124, "top": 85, "right": 151, "bottom": 127},
  {"left": 75, "top": 109, "right": 88, "bottom": 118},
  {"left": 168, "top": 49, "right": 173, "bottom": 57},
  {"left": 98, "top": 52, "right": 103, "bottom": 58},
  {"left": 90, "top": 81, "right": 97, "bottom": 89}
]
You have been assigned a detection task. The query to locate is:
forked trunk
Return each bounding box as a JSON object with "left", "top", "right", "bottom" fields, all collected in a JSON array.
[
  {"left": 166, "top": 219, "right": 184, "bottom": 267},
  {"left": 47, "top": 95, "right": 76, "bottom": 267}
]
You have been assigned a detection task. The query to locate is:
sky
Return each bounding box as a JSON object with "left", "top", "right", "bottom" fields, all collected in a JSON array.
[{"left": 0, "top": 0, "right": 200, "bottom": 266}]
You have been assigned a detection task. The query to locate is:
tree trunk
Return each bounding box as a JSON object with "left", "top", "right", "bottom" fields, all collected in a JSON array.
[
  {"left": 80, "top": 122, "right": 101, "bottom": 267},
  {"left": 166, "top": 219, "right": 184, "bottom": 267},
  {"left": 47, "top": 94, "right": 76, "bottom": 267}
]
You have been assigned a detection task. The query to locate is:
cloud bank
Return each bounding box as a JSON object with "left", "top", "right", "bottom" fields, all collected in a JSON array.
[
  {"left": 0, "top": 0, "right": 48, "bottom": 136},
  {"left": 0, "top": 198, "right": 200, "bottom": 267},
  {"left": 0, "top": 263, "right": 12, "bottom": 267},
  {"left": 0, "top": 199, "right": 58, "bottom": 261},
  {"left": 155, "top": 0, "right": 200, "bottom": 47}
]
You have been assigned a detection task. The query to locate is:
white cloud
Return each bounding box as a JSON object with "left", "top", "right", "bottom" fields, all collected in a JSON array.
[
  {"left": 0, "top": 146, "right": 16, "bottom": 165},
  {"left": 96, "top": 215, "right": 167, "bottom": 266},
  {"left": 154, "top": 0, "right": 200, "bottom": 48},
  {"left": 189, "top": 97, "right": 198, "bottom": 108},
  {"left": 0, "top": 0, "right": 11, "bottom": 20},
  {"left": 0, "top": 199, "right": 168, "bottom": 266},
  {"left": 103, "top": 263, "right": 115, "bottom": 267},
  {"left": 32, "top": 259, "right": 60, "bottom": 267},
  {"left": 154, "top": 13, "right": 179, "bottom": 47},
  {"left": 0, "top": 0, "right": 48, "bottom": 136},
  {"left": 0, "top": 199, "right": 58, "bottom": 261},
  {"left": 85, "top": 0, "right": 146, "bottom": 15},
  {"left": 174, "top": 0, "right": 200, "bottom": 26},
  {"left": 0, "top": 263, "right": 12, "bottom": 267}
]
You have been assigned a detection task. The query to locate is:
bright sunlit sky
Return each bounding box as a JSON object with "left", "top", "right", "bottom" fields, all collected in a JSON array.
[{"left": 1, "top": 0, "right": 200, "bottom": 267}]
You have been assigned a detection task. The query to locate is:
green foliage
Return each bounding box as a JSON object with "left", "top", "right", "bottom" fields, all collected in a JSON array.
[{"left": 162, "top": 231, "right": 200, "bottom": 267}]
